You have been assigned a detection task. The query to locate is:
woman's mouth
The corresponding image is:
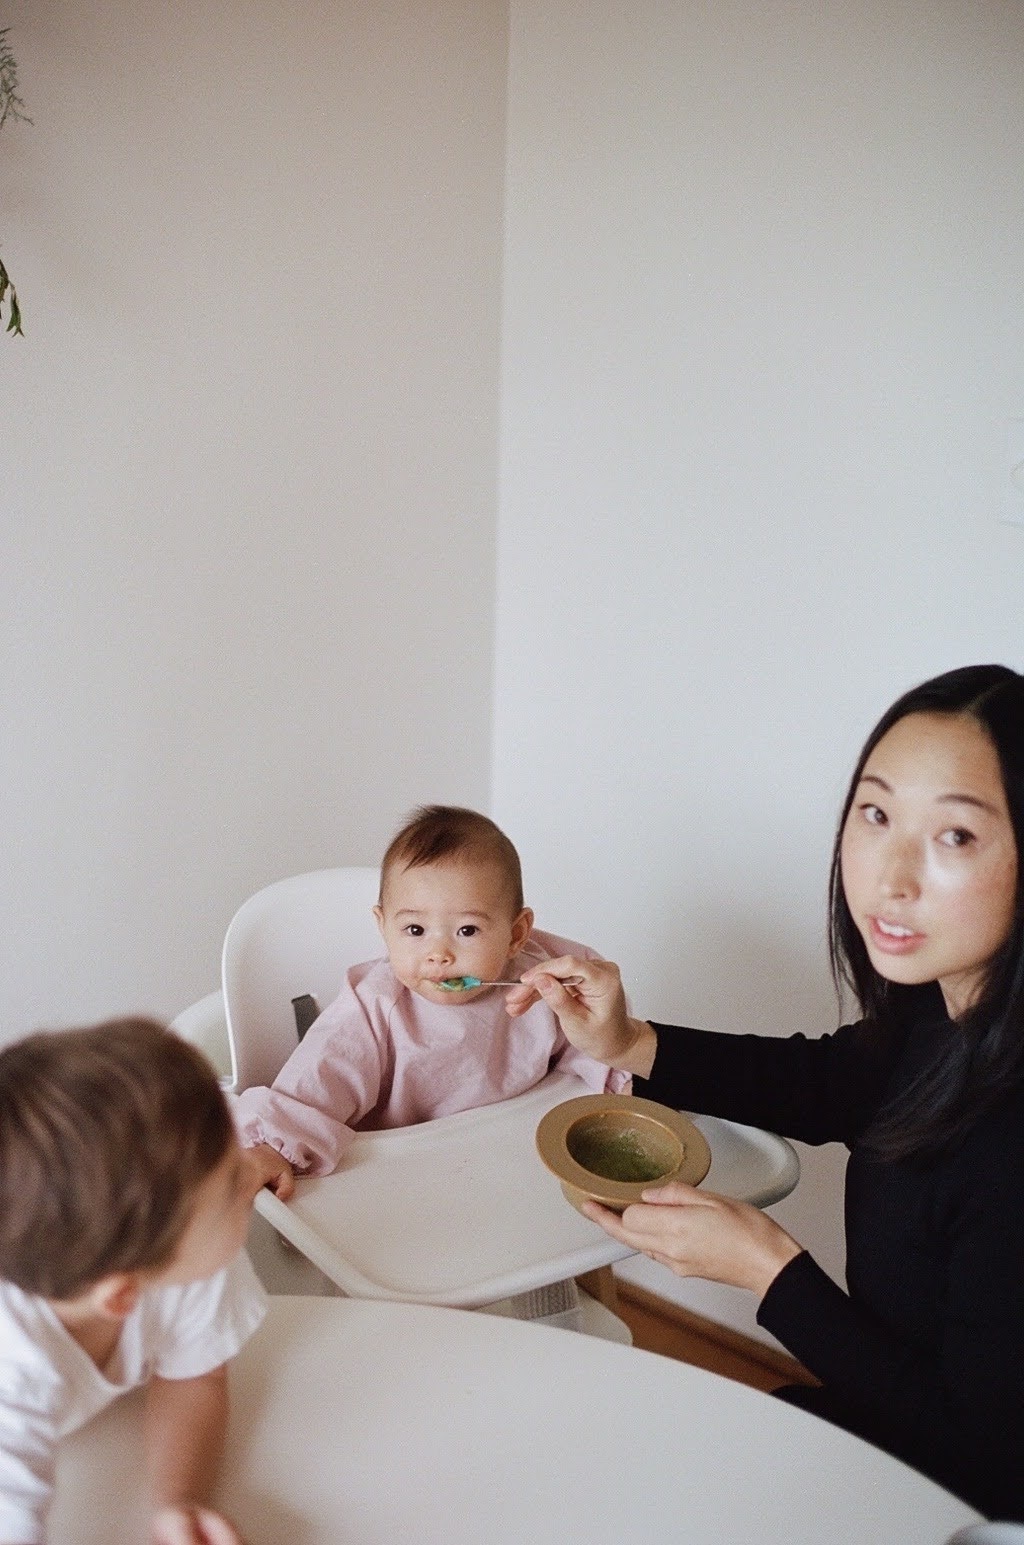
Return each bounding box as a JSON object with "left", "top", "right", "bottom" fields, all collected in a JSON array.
[{"left": 868, "top": 916, "right": 925, "bottom": 954}]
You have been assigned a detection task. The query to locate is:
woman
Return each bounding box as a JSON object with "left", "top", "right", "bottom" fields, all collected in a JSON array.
[{"left": 510, "top": 664, "right": 1024, "bottom": 1518}]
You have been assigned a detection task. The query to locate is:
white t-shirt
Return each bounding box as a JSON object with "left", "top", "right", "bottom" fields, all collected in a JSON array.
[{"left": 0, "top": 1252, "right": 266, "bottom": 1544}]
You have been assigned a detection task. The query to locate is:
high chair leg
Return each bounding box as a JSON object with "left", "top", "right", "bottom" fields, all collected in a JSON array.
[{"left": 575, "top": 1266, "right": 619, "bottom": 1312}]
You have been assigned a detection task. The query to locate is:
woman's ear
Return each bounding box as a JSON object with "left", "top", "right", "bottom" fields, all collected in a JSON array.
[{"left": 510, "top": 907, "right": 534, "bottom": 955}]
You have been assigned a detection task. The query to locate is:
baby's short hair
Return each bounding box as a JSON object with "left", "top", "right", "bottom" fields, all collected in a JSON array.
[
  {"left": 380, "top": 805, "right": 524, "bottom": 913},
  {"left": 0, "top": 1017, "right": 233, "bottom": 1301}
]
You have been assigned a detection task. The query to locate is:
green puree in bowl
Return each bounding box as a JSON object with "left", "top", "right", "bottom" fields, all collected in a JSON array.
[{"left": 568, "top": 1128, "right": 671, "bottom": 1184}]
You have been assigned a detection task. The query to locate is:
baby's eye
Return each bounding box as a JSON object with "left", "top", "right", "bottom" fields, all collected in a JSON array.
[
  {"left": 457, "top": 925, "right": 480, "bottom": 938},
  {"left": 939, "top": 827, "right": 975, "bottom": 849},
  {"left": 403, "top": 924, "right": 424, "bottom": 936}
]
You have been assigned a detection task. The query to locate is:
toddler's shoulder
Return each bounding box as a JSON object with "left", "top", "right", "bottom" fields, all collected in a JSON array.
[
  {"left": 0, "top": 1283, "right": 65, "bottom": 1413},
  {"left": 137, "top": 1254, "right": 267, "bottom": 1377}
]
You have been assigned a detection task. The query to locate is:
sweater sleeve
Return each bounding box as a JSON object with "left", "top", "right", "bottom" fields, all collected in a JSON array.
[
  {"left": 634, "top": 1019, "right": 896, "bottom": 1146},
  {"left": 758, "top": 1117, "right": 1024, "bottom": 1519}
]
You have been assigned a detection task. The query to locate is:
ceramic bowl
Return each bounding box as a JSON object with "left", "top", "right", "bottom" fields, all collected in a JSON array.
[{"left": 535, "top": 1093, "right": 711, "bottom": 1214}]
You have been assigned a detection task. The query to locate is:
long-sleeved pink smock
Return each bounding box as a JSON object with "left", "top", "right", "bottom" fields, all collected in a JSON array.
[{"left": 232, "top": 928, "right": 630, "bottom": 1175}]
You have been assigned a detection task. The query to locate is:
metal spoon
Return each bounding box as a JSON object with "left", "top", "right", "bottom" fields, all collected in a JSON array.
[{"left": 437, "top": 974, "right": 584, "bottom": 991}]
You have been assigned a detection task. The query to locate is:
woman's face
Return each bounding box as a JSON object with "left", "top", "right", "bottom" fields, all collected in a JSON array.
[{"left": 840, "top": 711, "right": 1018, "bottom": 1018}]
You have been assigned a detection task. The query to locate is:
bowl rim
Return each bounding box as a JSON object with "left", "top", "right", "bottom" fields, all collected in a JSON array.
[{"left": 535, "top": 1092, "right": 711, "bottom": 1207}]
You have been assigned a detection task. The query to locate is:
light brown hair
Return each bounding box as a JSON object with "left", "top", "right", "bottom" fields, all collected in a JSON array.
[
  {"left": 379, "top": 805, "right": 524, "bottom": 913},
  {"left": 0, "top": 1017, "right": 233, "bottom": 1300}
]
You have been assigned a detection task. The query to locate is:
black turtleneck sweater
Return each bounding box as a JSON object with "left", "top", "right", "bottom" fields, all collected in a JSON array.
[{"left": 633, "top": 996, "right": 1024, "bottom": 1519}]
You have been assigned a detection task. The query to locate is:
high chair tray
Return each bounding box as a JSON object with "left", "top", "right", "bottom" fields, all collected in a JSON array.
[{"left": 253, "top": 1071, "right": 799, "bottom": 1307}]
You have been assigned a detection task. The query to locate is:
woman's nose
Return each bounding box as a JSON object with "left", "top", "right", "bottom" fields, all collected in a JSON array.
[{"left": 879, "top": 838, "right": 922, "bottom": 899}]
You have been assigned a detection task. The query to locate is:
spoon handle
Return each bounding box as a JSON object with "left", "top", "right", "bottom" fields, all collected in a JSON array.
[
  {"left": 439, "top": 974, "right": 586, "bottom": 990},
  {"left": 485, "top": 975, "right": 585, "bottom": 988}
]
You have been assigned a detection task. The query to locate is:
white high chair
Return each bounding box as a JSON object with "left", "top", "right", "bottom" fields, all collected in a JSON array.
[
  {"left": 171, "top": 867, "right": 799, "bottom": 1330},
  {"left": 175, "top": 869, "right": 633, "bottom": 1333},
  {"left": 221, "top": 866, "right": 382, "bottom": 1093}
]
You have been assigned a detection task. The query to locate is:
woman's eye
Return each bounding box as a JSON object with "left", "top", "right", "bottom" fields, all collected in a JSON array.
[
  {"left": 940, "top": 828, "right": 975, "bottom": 849},
  {"left": 457, "top": 925, "right": 479, "bottom": 938},
  {"left": 861, "top": 803, "right": 886, "bottom": 826}
]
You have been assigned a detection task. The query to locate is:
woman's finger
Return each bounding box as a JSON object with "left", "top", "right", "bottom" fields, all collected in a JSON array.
[{"left": 639, "top": 1181, "right": 718, "bottom": 1208}]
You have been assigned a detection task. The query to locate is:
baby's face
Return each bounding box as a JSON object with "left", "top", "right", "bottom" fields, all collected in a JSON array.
[
  {"left": 157, "top": 1142, "right": 263, "bottom": 1286},
  {"left": 374, "top": 858, "right": 532, "bottom": 1003}
]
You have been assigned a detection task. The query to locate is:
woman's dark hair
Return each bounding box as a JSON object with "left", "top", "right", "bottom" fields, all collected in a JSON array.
[{"left": 828, "top": 664, "right": 1024, "bottom": 1159}]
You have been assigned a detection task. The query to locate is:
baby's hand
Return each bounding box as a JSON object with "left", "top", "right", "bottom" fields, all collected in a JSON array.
[
  {"left": 246, "top": 1142, "right": 295, "bottom": 1200},
  {"left": 150, "top": 1503, "right": 247, "bottom": 1545}
]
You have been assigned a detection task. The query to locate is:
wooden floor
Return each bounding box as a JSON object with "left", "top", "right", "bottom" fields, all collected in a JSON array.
[{"left": 591, "top": 1276, "right": 819, "bottom": 1396}]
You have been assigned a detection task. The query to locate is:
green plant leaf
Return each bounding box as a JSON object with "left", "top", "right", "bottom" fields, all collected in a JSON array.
[
  {"left": 0, "top": 255, "right": 23, "bottom": 335},
  {"left": 1, "top": 28, "right": 31, "bottom": 336},
  {"left": 0, "top": 25, "right": 32, "bottom": 132}
]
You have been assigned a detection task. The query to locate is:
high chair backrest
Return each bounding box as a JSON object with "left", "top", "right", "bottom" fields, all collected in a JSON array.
[{"left": 222, "top": 867, "right": 382, "bottom": 1092}]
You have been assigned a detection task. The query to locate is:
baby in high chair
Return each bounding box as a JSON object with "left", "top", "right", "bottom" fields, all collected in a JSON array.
[{"left": 235, "top": 804, "right": 630, "bottom": 1197}]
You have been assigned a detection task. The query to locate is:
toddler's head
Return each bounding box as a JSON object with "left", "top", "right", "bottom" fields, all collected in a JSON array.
[
  {"left": 0, "top": 1017, "right": 257, "bottom": 1304},
  {"left": 374, "top": 805, "right": 533, "bottom": 1002}
]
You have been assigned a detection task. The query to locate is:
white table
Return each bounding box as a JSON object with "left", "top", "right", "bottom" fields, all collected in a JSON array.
[{"left": 52, "top": 1295, "right": 981, "bottom": 1544}]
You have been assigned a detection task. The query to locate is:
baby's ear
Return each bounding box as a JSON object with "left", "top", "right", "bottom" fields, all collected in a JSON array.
[
  {"left": 92, "top": 1272, "right": 144, "bottom": 1321},
  {"left": 372, "top": 904, "right": 385, "bottom": 938},
  {"left": 510, "top": 907, "right": 534, "bottom": 954}
]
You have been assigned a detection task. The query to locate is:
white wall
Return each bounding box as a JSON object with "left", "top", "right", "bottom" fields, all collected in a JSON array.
[
  {"left": 0, "top": 0, "right": 508, "bottom": 1034},
  {"left": 4, "top": 0, "right": 1024, "bottom": 1347},
  {"left": 494, "top": 0, "right": 1024, "bottom": 1340}
]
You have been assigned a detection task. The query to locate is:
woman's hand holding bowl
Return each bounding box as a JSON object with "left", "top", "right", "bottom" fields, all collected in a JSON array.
[{"left": 581, "top": 1181, "right": 803, "bottom": 1296}]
